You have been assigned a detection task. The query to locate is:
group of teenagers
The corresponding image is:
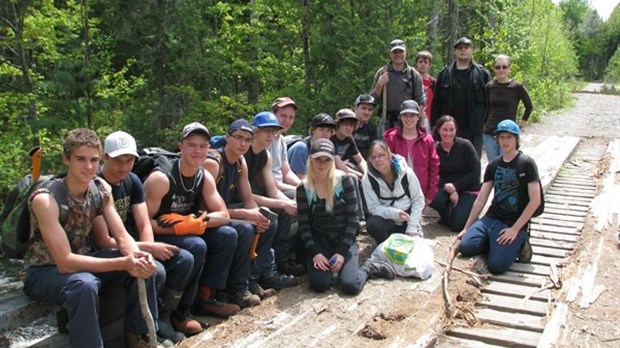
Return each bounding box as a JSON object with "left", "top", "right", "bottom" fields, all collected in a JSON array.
[{"left": 21, "top": 37, "right": 541, "bottom": 348}]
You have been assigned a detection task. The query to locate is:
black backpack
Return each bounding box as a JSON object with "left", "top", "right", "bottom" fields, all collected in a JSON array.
[
  {"left": 132, "top": 147, "right": 180, "bottom": 182},
  {"left": 367, "top": 173, "right": 410, "bottom": 206},
  {"left": 0, "top": 176, "right": 102, "bottom": 259}
]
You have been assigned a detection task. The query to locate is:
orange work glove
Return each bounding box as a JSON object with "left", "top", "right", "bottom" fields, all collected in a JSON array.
[{"left": 157, "top": 212, "right": 208, "bottom": 235}]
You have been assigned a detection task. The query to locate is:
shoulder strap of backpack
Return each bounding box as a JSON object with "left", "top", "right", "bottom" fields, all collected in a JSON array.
[{"left": 401, "top": 173, "right": 410, "bottom": 198}]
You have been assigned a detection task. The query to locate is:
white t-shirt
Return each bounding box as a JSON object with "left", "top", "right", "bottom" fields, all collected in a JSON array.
[{"left": 269, "top": 135, "right": 287, "bottom": 183}]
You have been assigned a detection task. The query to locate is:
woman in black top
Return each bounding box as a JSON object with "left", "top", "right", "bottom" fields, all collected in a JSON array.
[
  {"left": 296, "top": 139, "right": 393, "bottom": 295},
  {"left": 430, "top": 116, "right": 481, "bottom": 232}
]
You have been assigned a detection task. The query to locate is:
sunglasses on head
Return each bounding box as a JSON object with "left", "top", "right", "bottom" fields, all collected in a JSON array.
[{"left": 494, "top": 65, "right": 510, "bottom": 70}]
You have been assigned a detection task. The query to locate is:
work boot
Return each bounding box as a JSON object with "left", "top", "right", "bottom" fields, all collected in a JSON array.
[
  {"left": 361, "top": 259, "right": 396, "bottom": 280},
  {"left": 197, "top": 285, "right": 240, "bottom": 318},
  {"left": 126, "top": 332, "right": 165, "bottom": 348},
  {"left": 277, "top": 261, "right": 306, "bottom": 276},
  {"left": 229, "top": 289, "right": 261, "bottom": 309},
  {"left": 249, "top": 281, "right": 277, "bottom": 300},
  {"left": 258, "top": 272, "right": 299, "bottom": 290},
  {"left": 170, "top": 308, "right": 204, "bottom": 336},
  {"left": 517, "top": 238, "right": 533, "bottom": 263},
  {"left": 158, "top": 289, "right": 186, "bottom": 343}
]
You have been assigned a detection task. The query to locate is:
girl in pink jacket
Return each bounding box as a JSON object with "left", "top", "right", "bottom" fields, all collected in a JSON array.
[{"left": 384, "top": 100, "right": 439, "bottom": 204}]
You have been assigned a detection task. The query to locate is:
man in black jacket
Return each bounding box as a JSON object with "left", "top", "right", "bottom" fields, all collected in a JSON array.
[{"left": 431, "top": 37, "right": 492, "bottom": 158}]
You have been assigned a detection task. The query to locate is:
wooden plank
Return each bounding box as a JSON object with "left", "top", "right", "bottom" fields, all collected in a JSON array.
[
  {"left": 476, "top": 308, "right": 546, "bottom": 332},
  {"left": 491, "top": 271, "right": 548, "bottom": 287},
  {"left": 544, "top": 196, "right": 591, "bottom": 206},
  {"left": 537, "top": 303, "right": 569, "bottom": 348},
  {"left": 543, "top": 202, "right": 589, "bottom": 212},
  {"left": 546, "top": 189, "right": 594, "bottom": 199},
  {"left": 541, "top": 207, "right": 588, "bottom": 217},
  {"left": 530, "top": 254, "right": 566, "bottom": 266},
  {"left": 529, "top": 238, "right": 575, "bottom": 251},
  {"left": 531, "top": 245, "right": 570, "bottom": 258},
  {"left": 546, "top": 186, "right": 596, "bottom": 194},
  {"left": 446, "top": 326, "right": 542, "bottom": 348},
  {"left": 529, "top": 223, "right": 582, "bottom": 234},
  {"left": 477, "top": 293, "right": 548, "bottom": 316},
  {"left": 536, "top": 213, "right": 586, "bottom": 223},
  {"left": 508, "top": 263, "right": 553, "bottom": 276},
  {"left": 31, "top": 316, "right": 125, "bottom": 348},
  {"left": 483, "top": 281, "right": 550, "bottom": 301},
  {"left": 551, "top": 181, "right": 596, "bottom": 188},
  {"left": 436, "top": 336, "right": 507, "bottom": 347},
  {"left": 0, "top": 292, "right": 57, "bottom": 333},
  {"left": 530, "top": 230, "right": 578, "bottom": 243}
]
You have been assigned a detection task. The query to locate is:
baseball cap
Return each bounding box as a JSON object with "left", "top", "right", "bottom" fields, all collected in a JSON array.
[
  {"left": 390, "top": 39, "right": 406, "bottom": 52},
  {"left": 228, "top": 119, "right": 254, "bottom": 135},
  {"left": 454, "top": 37, "right": 473, "bottom": 48},
  {"left": 182, "top": 122, "right": 211, "bottom": 140},
  {"left": 310, "top": 113, "right": 337, "bottom": 128},
  {"left": 271, "top": 97, "right": 299, "bottom": 111},
  {"left": 252, "top": 111, "right": 283, "bottom": 129},
  {"left": 309, "top": 139, "right": 336, "bottom": 160},
  {"left": 494, "top": 119, "right": 520, "bottom": 136},
  {"left": 355, "top": 94, "right": 376, "bottom": 106},
  {"left": 104, "top": 131, "right": 139, "bottom": 158},
  {"left": 399, "top": 100, "right": 420, "bottom": 115},
  {"left": 335, "top": 108, "right": 358, "bottom": 123}
]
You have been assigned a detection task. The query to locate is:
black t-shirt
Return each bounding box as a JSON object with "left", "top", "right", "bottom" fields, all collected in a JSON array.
[
  {"left": 206, "top": 148, "right": 240, "bottom": 205},
  {"left": 98, "top": 170, "right": 144, "bottom": 237},
  {"left": 243, "top": 147, "right": 268, "bottom": 196},
  {"left": 485, "top": 152, "right": 540, "bottom": 226},
  {"left": 330, "top": 135, "right": 360, "bottom": 163},
  {"left": 450, "top": 68, "right": 470, "bottom": 130},
  {"left": 353, "top": 121, "right": 378, "bottom": 160}
]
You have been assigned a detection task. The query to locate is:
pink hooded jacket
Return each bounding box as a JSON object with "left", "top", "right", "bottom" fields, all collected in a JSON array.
[{"left": 384, "top": 126, "right": 439, "bottom": 201}]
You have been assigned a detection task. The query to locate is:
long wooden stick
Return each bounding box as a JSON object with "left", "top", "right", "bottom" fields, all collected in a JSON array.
[{"left": 137, "top": 278, "right": 157, "bottom": 347}]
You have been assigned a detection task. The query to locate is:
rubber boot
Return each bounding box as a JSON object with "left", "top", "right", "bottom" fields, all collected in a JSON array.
[{"left": 158, "top": 289, "right": 186, "bottom": 343}]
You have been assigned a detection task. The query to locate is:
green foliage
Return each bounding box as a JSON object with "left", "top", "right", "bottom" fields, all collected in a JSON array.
[{"left": 604, "top": 47, "right": 620, "bottom": 84}]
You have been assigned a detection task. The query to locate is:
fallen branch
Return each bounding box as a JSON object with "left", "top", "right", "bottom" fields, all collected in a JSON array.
[
  {"left": 435, "top": 260, "right": 491, "bottom": 280},
  {"left": 137, "top": 278, "right": 157, "bottom": 347}
]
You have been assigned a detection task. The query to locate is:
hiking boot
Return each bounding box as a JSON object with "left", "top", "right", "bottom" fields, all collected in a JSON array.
[
  {"left": 277, "top": 261, "right": 306, "bottom": 276},
  {"left": 358, "top": 220, "right": 368, "bottom": 235},
  {"left": 170, "top": 308, "right": 204, "bottom": 336},
  {"left": 361, "top": 259, "right": 396, "bottom": 280},
  {"left": 229, "top": 289, "right": 261, "bottom": 308},
  {"left": 517, "top": 238, "right": 533, "bottom": 263},
  {"left": 197, "top": 286, "right": 241, "bottom": 318},
  {"left": 249, "top": 282, "right": 277, "bottom": 300},
  {"left": 258, "top": 272, "right": 299, "bottom": 290},
  {"left": 126, "top": 333, "right": 165, "bottom": 348}
]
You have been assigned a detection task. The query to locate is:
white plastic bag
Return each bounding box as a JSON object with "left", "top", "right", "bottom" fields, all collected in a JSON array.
[{"left": 370, "top": 233, "right": 434, "bottom": 279}]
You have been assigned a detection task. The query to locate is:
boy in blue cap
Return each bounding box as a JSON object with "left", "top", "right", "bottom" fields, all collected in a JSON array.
[{"left": 456, "top": 120, "right": 540, "bottom": 274}]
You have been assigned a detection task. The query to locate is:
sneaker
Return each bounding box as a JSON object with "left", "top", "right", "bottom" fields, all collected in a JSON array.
[
  {"left": 517, "top": 238, "right": 533, "bottom": 263},
  {"left": 229, "top": 289, "right": 261, "bottom": 308},
  {"left": 258, "top": 272, "right": 299, "bottom": 290},
  {"left": 277, "top": 261, "right": 306, "bottom": 276},
  {"left": 157, "top": 336, "right": 175, "bottom": 348},
  {"left": 170, "top": 308, "right": 204, "bottom": 336},
  {"left": 358, "top": 220, "right": 368, "bottom": 235},
  {"left": 249, "top": 282, "right": 277, "bottom": 300},
  {"left": 126, "top": 333, "right": 165, "bottom": 348},
  {"left": 361, "top": 259, "right": 396, "bottom": 280},
  {"left": 197, "top": 286, "right": 241, "bottom": 318}
]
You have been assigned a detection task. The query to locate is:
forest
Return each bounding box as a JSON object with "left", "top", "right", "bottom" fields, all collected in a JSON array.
[{"left": 1, "top": 0, "right": 619, "bottom": 199}]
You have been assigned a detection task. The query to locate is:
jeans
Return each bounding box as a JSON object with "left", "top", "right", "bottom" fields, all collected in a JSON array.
[
  {"left": 23, "top": 249, "right": 158, "bottom": 348},
  {"left": 305, "top": 243, "right": 367, "bottom": 295},
  {"left": 155, "top": 235, "right": 206, "bottom": 309},
  {"left": 199, "top": 225, "right": 251, "bottom": 291},
  {"left": 458, "top": 216, "right": 527, "bottom": 274},
  {"left": 430, "top": 190, "right": 478, "bottom": 232},
  {"left": 367, "top": 215, "right": 408, "bottom": 244},
  {"left": 483, "top": 134, "right": 502, "bottom": 162},
  {"left": 272, "top": 209, "right": 294, "bottom": 267}
]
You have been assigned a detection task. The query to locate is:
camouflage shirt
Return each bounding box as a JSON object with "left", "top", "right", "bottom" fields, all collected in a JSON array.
[{"left": 24, "top": 178, "right": 109, "bottom": 267}]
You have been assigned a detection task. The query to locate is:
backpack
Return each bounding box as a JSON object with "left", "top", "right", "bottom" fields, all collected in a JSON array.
[
  {"left": 284, "top": 135, "right": 311, "bottom": 150},
  {"left": 206, "top": 148, "right": 242, "bottom": 184},
  {"left": 367, "top": 173, "right": 410, "bottom": 207},
  {"left": 132, "top": 147, "right": 180, "bottom": 182},
  {"left": 210, "top": 135, "right": 227, "bottom": 150},
  {"left": 0, "top": 176, "right": 102, "bottom": 259}
]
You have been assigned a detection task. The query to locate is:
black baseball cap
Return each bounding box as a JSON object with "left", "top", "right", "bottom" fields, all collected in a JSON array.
[
  {"left": 227, "top": 119, "right": 254, "bottom": 135},
  {"left": 310, "top": 113, "right": 337, "bottom": 128},
  {"left": 454, "top": 37, "right": 473, "bottom": 48},
  {"left": 309, "top": 138, "right": 336, "bottom": 160},
  {"left": 355, "top": 94, "right": 376, "bottom": 106},
  {"left": 182, "top": 122, "right": 211, "bottom": 140}
]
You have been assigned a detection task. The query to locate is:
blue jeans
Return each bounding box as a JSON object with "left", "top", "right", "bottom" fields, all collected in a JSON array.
[
  {"left": 272, "top": 209, "right": 294, "bottom": 267},
  {"left": 430, "top": 190, "right": 478, "bottom": 232},
  {"left": 306, "top": 243, "right": 367, "bottom": 295},
  {"left": 23, "top": 249, "right": 158, "bottom": 348},
  {"left": 458, "top": 216, "right": 527, "bottom": 274},
  {"left": 483, "top": 134, "right": 502, "bottom": 162},
  {"left": 155, "top": 235, "right": 206, "bottom": 309},
  {"left": 199, "top": 225, "right": 251, "bottom": 291}
]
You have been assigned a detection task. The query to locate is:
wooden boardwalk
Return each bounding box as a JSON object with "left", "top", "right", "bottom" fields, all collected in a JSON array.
[{"left": 437, "top": 140, "right": 609, "bottom": 348}]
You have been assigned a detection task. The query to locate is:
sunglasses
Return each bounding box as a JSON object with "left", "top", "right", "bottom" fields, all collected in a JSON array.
[{"left": 494, "top": 65, "right": 510, "bottom": 70}]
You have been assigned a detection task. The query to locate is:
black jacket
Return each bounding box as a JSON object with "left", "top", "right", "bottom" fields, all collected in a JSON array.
[{"left": 431, "top": 61, "right": 492, "bottom": 129}]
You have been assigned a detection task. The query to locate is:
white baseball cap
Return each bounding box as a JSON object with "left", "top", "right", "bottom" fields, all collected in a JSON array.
[{"left": 104, "top": 131, "right": 139, "bottom": 158}]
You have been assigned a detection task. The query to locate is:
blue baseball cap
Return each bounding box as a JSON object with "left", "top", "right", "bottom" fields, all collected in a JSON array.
[
  {"left": 494, "top": 119, "right": 520, "bottom": 136},
  {"left": 252, "top": 111, "right": 283, "bottom": 129}
]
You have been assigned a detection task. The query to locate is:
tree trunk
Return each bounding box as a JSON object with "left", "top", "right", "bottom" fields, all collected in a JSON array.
[
  {"left": 301, "top": 0, "right": 311, "bottom": 91},
  {"left": 81, "top": 0, "right": 93, "bottom": 128},
  {"left": 247, "top": 0, "right": 259, "bottom": 104},
  {"left": 446, "top": 0, "right": 459, "bottom": 61}
]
